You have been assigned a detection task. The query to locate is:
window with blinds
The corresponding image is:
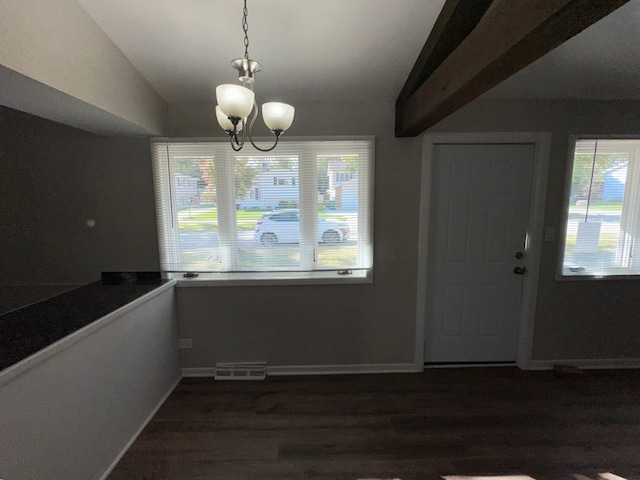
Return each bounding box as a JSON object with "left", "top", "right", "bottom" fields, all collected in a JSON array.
[
  {"left": 562, "top": 138, "right": 640, "bottom": 277},
  {"left": 152, "top": 138, "right": 373, "bottom": 281}
]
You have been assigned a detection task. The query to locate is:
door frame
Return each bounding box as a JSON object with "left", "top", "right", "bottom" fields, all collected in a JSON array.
[{"left": 415, "top": 132, "right": 551, "bottom": 370}]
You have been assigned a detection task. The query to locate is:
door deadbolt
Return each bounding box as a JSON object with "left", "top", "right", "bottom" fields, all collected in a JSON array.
[{"left": 515, "top": 251, "right": 524, "bottom": 259}]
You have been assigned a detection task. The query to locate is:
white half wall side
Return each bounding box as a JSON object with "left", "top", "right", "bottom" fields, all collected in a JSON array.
[
  {"left": 0, "top": 286, "right": 181, "bottom": 480},
  {"left": 0, "top": 0, "right": 166, "bottom": 136}
]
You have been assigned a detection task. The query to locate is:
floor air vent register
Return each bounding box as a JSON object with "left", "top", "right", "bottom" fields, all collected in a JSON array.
[{"left": 214, "top": 362, "right": 267, "bottom": 380}]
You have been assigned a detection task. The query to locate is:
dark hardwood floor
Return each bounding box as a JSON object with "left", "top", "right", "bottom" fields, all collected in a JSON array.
[{"left": 107, "top": 367, "right": 640, "bottom": 480}]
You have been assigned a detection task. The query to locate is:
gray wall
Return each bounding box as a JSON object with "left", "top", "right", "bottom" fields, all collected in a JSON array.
[
  {"left": 0, "top": 106, "right": 161, "bottom": 288},
  {"left": 0, "top": 286, "right": 181, "bottom": 480},
  {"left": 171, "top": 101, "right": 423, "bottom": 369},
  {"left": 429, "top": 98, "right": 640, "bottom": 361},
  {"left": 173, "top": 98, "right": 640, "bottom": 367},
  {"left": 4, "top": 97, "right": 640, "bottom": 367},
  {"left": 0, "top": 0, "right": 166, "bottom": 135}
]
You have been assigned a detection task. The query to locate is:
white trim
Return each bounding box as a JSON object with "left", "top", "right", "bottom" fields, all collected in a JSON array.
[
  {"left": 182, "top": 363, "right": 418, "bottom": 378},
  {"left": 530, "top": 358, "right": 640, "bottom": 370},
  {"left": 152, "top": 137, "right": 375, "bottom": 283},
  {"left": 173, "top": 269, "right": 372, "bottom": 287},
  {"left": 0, "top": 280, "right": 177, "bottom": 387},
  {"left": 182, "top": 368, "right": 218, "bottom": 377},
  {"left": 99, "top": 376, "right": 181, "bottom": 480},
  {"left": 267, "top": 363, "right": 418, "bottom": 376},
  {"left": 557, "top": 134, "right": 640, "bottom": 281},
  {"left": 416, "top": 132, "right": 552, "bottom": 372}
]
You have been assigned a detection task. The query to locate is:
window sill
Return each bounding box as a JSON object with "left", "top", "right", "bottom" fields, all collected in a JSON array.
[
  {"left": 557, "top": 271, "right": 640, "bottom": 281},
  {"left": 171, "top": 269, "right": 373, "bottom": 287}
]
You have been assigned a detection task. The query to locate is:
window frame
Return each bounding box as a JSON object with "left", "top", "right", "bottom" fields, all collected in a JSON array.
[
  {"left": 151, "top": 136, "right": 375, "bottom": 286},
  {"left": 558, "top": 135, "right": 640, "bottom": 281}
]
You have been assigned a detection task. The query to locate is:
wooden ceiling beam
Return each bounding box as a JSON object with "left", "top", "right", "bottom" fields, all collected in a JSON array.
[
  {"left": 396, "top": 0, "right": 493, "bottom": 108},
  {"left": 395, "top": 0, "right": 631, "bottom": 137}
]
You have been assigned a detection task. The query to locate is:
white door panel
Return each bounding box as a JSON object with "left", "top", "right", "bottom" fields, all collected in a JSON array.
[{"left": 425, "top": 144, "right": 534, "bottom": 363}]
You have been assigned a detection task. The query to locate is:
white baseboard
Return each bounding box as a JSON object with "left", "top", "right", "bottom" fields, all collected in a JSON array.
[
  {"left": 182, "top": 363, "right": 418, "bottom": 378},
  {"left": 267, "top": 363, "right": 418, "bottom": 376},
  {"left": 529, "top": 358, "right": 640, "bottom": 370},
  {"left": 181, "top": 367, "right": 218, "bottom": 377},
  {"left": 99, "top": 375, "right": 181, "bottom": 480}
]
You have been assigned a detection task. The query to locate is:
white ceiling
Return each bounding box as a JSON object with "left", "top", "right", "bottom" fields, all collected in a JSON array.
[
  {"left": 48, "top": 0, "right": 640, "bottom": 126},
  {"left": 75, "top": 0, "right": 447, "bottom": 105}
]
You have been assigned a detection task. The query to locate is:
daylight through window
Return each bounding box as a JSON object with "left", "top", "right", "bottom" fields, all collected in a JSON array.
[
  {"left": 561, "top": 139, "right": 640, "bottom": 277},
  {"left": 152, "top": 139, "right": 373, "bottom": 281}
]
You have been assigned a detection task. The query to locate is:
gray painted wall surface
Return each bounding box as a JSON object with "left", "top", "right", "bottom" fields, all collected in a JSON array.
[
  {"left": 0, "top": 106, "right": 161, "bottom": 285},
  {"left": 0, "top": 287, "right": 181, "bottom": 480},
  {"left": 0, "top": 0, "right": 166, "bottom": 135},
  {"left": 172, "top": 101, "right": 423, "bottom": 368},
  {"left": 4, "top": 98, "right": 640, "bottom": 368},
  {"left": 428, "top": 99, "right": 640, "bottom": 361}
]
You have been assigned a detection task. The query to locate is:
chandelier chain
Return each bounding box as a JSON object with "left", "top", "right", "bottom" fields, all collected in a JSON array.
[
  {"left": 216, "top": 0, "right": 292, "bottom": 151},
  {"left": 242, "top": 0, "right": 249, "bottom": 59}
]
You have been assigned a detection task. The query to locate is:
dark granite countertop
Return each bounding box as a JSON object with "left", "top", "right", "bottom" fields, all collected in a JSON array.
[{"left": 0, "top": 274, "right": 171, "bottom": 372}]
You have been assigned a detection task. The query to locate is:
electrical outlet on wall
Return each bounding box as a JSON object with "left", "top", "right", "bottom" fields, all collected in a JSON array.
[{"left": 178, "top": 338, "right": 193, "bottom": 349}]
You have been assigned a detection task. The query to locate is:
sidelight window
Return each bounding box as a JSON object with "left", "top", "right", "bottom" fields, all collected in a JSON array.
[{"left": 561, "top": 138, "right": 640, "bottom": 277}]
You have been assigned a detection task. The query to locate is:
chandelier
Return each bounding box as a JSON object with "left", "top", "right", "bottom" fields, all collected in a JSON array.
[{"left": 215, "top": 0, "right": 295, "bottom": 152}]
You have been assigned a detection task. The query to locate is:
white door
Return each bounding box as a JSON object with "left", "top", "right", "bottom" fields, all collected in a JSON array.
[{"left": 425, "top": 143, "right": 534, "bottom": 363}]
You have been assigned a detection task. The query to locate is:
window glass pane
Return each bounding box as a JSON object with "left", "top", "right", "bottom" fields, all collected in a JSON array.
[
  {"left": 173, "top": 155, "right": 221, "bottom": 271},
  {"left": 152, "top": 139, "right": 373, "bottom": 279},
  {"left": 563, "top": 139, "right": 640, "bottom": 276},
  {"left": 316, "top": 156, "right": 359, "bottom": 268},
  {"left": 234, "top": 155, "right": 301, "bottom": 270}
]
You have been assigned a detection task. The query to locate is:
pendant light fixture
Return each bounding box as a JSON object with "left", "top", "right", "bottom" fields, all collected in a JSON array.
[{"left": 215, "top": 0, "right": 295, "bottom": 152}]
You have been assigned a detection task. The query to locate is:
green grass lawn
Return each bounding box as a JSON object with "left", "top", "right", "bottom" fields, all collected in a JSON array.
[
  {"left": 180, "top": 243, "right": 357, "bottom": 270},
  {"left": 564, "top": 232, "right": 619, "bottom": 253},
  {"left": 178, "top": 209, "right": 264, "bottom": 232},
  {"left": 569, "top": 201, "right": 623, "bottom": 212},
  {"left": 237, "top": 244, "right": 357, "bottom": 269}
]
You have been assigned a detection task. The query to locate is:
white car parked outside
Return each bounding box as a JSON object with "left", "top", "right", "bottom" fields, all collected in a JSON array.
[{"left": 254, "top": 209, "right": 350, "bottom": 245}]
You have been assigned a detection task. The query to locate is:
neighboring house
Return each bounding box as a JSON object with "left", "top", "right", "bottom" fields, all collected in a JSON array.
[
  {"left": 326, "top": 161, "right": 358, "bottom": 209},
  {"left": 175, "top": 173, "right": 201, "bottom": 205},
  {"left": 602, "top": 164, "right": 627, "bottom": 201},
  {"left": 250, "top": 168, "right": 298, "bottom": 203},
  {"left": 327, "top": 161, "right": 356, "bottom": 192},
  {"left": 243, "top": 165, "right": 358, "bottom": 209},
  {"left": 334, "top": 178, "right": 358, "bottom": 210}
]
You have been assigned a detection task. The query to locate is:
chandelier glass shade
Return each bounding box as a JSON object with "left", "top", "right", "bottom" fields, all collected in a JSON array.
[{"left": 215, "top": 0, "right": 294, "bottom": 152}]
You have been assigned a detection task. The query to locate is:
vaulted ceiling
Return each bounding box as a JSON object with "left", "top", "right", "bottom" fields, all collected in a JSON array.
[
  {"left": 2, "top": 0, "right": 640, "bottom": 136},
  {"left": 74, "top": 0, "right": 447, "bottom": 104}
]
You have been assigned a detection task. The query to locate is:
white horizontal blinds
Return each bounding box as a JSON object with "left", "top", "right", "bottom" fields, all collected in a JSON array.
[
  {"left": 620, "top": 143, "right": 640, "bottom": 272},
  {"left": 152, "top": 138, "right": 373, "bottom": 275},
  {"left": 233, "top": 151, "right": 301, "bottom": 270},
  {"left": 314, "top": 140, "right": 372, "bottom": 270},
  {"left": 563, "top": 139, "right": 640, "bottom": 276},
  {"left": 358, "top": 140, "right": 374, "bottom": 270},
  {"left": 155, "top": 142, "right": 222, "bottom": 271},
  {"left": 151, "top": 142, "right": 181, "bottom": 271}
]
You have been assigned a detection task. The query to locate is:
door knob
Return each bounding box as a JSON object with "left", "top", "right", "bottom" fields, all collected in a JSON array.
[{"left": 513, "top": 266, "right": 526, "bottom": 275}]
